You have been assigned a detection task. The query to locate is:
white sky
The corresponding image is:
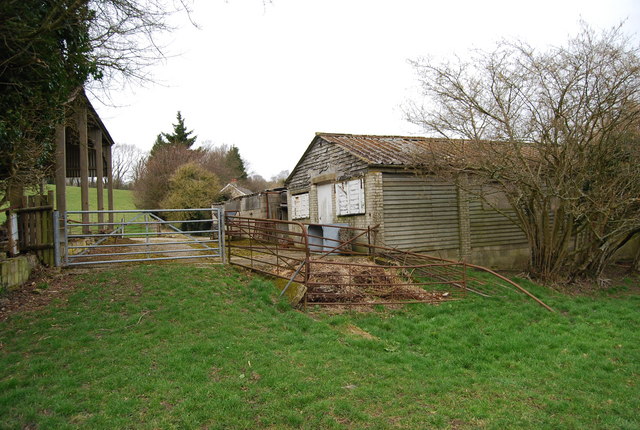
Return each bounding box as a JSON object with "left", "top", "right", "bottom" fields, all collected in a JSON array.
[{"left": 92, "top": 0, "right": 640, "bottom": 179}]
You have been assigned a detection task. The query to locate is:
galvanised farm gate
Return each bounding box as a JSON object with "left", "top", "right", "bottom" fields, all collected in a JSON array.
[{"left": 55, "top": 208, "right": 224, "bottom": 266}]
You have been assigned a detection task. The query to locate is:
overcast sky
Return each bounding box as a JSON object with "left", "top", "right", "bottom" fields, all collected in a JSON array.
[{"left": 92, "top": 0, "right": 639, "bottom": 179}]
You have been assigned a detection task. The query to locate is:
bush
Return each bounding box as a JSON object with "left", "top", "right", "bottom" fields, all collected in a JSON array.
[{"left": 160, "top": 163, "right": 221, "bottom": 231}]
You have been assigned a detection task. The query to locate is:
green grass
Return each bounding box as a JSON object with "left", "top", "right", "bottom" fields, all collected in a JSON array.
[
  {"left": 62, "top": 185, "right": 136, "bottom": 213},
  {"left": 0, "top": 185, "right": 135, "bottom": 224},
  {"left": 1, "top": 265, "right": 638, "bottom": 429}
]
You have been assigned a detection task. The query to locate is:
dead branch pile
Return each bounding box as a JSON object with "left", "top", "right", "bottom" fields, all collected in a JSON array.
[{"left": 306, "top": 259, "right": 449, "bottom": 304}]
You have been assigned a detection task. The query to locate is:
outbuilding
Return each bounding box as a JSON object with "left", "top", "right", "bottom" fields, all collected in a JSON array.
[{"left": 284, "top": 133, "right": 529, "bottom": 268}]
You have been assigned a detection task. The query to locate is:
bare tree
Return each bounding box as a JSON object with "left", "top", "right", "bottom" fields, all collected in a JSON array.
[
  {"left": 88, "top": 0, "right": 194, "bottom": 91},
  {"left": 270, "top": 170, "right": 290, "bottom": 187},
  {"left": 200, "top": 143, "right": 249, "bottom": 185},
  {"left": 133, "top": 145, "right": 197, "bottom": 209},
  {"left": 111, "top": 143, "right": 144, "bottom": 189},
  {"left": 406, "top": 24, "right": 640, "bottom": 282}
]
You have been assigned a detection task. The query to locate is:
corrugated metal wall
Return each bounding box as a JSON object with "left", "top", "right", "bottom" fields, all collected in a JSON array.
[
  {"left": 382, "top": 174, "right": 460, "bottom": 251},
  {"left": 469, "top": 196, "right": 527, "bottom": 247}
]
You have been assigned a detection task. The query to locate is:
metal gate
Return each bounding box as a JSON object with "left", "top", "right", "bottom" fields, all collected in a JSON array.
[{"left": 57, "top": 208, "right": 225, "bottom": 267}]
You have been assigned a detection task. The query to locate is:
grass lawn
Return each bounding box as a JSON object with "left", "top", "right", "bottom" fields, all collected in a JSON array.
[
  {"left": 62, "top": 185, "right": 136, "bottom": 213},
  {"left": 1, "top": 265, "right": 638, "bottom": 429},
  {"left": 0, "top": 185, "right": 135, "bottom": 224}
]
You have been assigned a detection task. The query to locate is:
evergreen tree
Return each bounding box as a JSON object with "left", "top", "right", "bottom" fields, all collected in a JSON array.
[
  {"left": 151, "top": 111, "right": 197, "bottom": 155},
  {"left": 225, "top": 145, "right": 248, "bottom": 180}
]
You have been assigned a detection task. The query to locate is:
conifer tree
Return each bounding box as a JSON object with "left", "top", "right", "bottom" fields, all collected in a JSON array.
[
  {"left": 151, "top": 111, "right": 197, "bottom": 155},
  {"left": 225, "top": 145, "right": 248, "bottom": 180}
]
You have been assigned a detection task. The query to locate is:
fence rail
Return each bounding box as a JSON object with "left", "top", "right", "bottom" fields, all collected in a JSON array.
[{"left": 225, "top": 215, "right": 468, "bottom": 307}]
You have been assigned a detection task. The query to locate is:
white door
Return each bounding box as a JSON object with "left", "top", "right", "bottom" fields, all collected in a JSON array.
[{"left": 317, "top": 183, "right": 334, "bottom": 224}]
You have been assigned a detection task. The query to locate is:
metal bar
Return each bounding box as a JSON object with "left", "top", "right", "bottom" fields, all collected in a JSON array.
[
  {"left": 219, "top": 209, "right": 226, "bottom": 264},
  {"left": 280, "top": 262, "right": 306, "bottom": 297},
  {"left": 315, "top": 226, "right": 376, "bottom": 259},
  {"left": 227, "top": 248, "right": 306, "bottom": 264},
  {"left": 229, "top": 253, "right": 305, "bottom": 269},
  {"left": 64, "top": 220, "right": 164, "bottom": 227},
  {"left": 463, "top": 261, "right": 467, "bottom": 297},
  {"left": 69, "top": 239, "right": 220, "bottom": 249},
  {"left": 66, "top": 217, "right": 211, "bottom": 227},
  {"left": 306, "top": 299, "right": 459, "bottom": 306},
  {"left": 229, "top": 221, "right": 302, "bottom": 272},
  {"left": 147, "top": 212, "right": 215, "bottom": 250},
  {"left": 306, "top": 280, "right": 462, "bottom": 287},
  {"left": 53, "top": 211, "right": 61, "bottom": 267},
  {"left": 68, "top": 247, "right": 220, "bottom": 259},
  {"left": 308, "top": 260, "right": 462, "bottom": 269},
  {"left": 145, "top": 213, "right": 150, "bottom": 259},
  {"left": 66, "top": 253, "right": 223, "bottom": 266},
  {"left": 67, "top": 229, "right": 216, "bottom": 238},
  {"left": 230, "top": 262, "right": 306, "bottom": 282},
  {"left": 63, "top": 210, "right": 69, "bottom": 266},
  {"left": 464, "top": 263, "right": 555, "bottom": 312},
  {"left": 74, "top": 212, "right": 147, "bottom": 257},
  {"left": 67, "top": 208, "right": 219, "bottom": 214}
]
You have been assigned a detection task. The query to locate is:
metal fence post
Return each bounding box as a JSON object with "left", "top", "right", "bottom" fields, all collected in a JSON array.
[
  {"left": 63, "top": 211, "right": 69, "bottom": 266},
  {"left": 53, "top": 211, "right": 61, "bottom": 267},
  {"left": 144, "top": 213, "right": 150, "bottom": 259},
  {"left": 219, "top": 209, "right": 226, "bottom": 264},
  {"left": 7, "top": 211, "right": 18, "bottom": 257}
]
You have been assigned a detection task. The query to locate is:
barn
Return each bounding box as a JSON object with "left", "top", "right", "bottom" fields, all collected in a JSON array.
[{"left": 284, "top": 133, "right": 529, "bottom": 268}]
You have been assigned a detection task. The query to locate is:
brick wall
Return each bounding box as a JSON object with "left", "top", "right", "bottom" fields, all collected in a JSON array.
[{"left": 456, "top": 178, "right": 471, "bottom": 261}]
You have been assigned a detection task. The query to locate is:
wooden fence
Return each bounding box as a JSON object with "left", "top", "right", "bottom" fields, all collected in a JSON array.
[{"left": 5, "top": 191, "right": 55, "bottom": 266}]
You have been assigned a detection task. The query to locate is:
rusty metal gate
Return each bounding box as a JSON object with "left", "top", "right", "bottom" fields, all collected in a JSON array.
[
  {"left": 224, "top": 215, "right": 554, "bottom": 311},
  {"left": 56, "top": 208, "right": 224, "bottom": 267}
]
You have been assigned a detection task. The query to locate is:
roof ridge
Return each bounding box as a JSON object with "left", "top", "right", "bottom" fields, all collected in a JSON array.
[{"left": 315, "top": 132, "right": 478, "bottom": 143}]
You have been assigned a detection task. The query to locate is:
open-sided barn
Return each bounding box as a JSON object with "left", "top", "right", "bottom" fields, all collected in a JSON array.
[{"left": 284, "top": 133, "right": 529, "bottom": 268}]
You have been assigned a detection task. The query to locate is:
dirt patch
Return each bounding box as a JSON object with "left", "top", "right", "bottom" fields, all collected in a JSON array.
[
  {"left": 305, "top": 258, "right": 452, "bottom": 305},
  {"left": 0, "top": 267, "right": 79, "bottom": 322},
  {"left": 343, "top": 324, "right": 378, "bottom": 340}
]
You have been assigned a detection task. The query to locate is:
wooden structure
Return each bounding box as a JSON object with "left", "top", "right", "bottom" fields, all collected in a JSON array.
[
  {"left": 220, "top": 180, "right": 253, "bottom": 200},
  {"left": 284, "top": 133, "right": 529, "bottom": 269},
  {"left": 5, "top": 191, "right": 55, "bottom": 266},
  {"left": 55, "top": 90, "right": 116, "bottom": 231},
  {"left": 223, "top": 188, "right": 287, "bottom": 220}
]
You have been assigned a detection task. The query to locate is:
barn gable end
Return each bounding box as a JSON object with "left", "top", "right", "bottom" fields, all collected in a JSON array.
[{"left": 286, "top": 134, "right": 370, "bottom": 193}]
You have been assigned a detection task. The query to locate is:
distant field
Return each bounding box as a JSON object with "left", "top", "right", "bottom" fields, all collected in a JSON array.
[
  {"left": 63, "top": 185, "right": 136, "bottom": 212},
  {"left": 1, "top": 185, "right": 135, "bottom": 224},
  {"left": 1, "top": 185, "right": 135, "bottom": 211}
]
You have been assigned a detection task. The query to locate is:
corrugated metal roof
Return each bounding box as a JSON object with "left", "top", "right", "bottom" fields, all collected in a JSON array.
[{"left": 316, "top": 133, "right": 484, "bottom": 167}]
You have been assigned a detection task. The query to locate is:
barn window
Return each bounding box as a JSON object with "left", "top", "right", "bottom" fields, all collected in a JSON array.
[
  {"left": 291, "top": 193, "right": 310, "bottom": 219},
  {"left": 335, "top": 178, "right": 365, "bottom": 215}
]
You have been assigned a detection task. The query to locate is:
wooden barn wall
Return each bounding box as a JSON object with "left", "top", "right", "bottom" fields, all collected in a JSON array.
[
  {"left": 65, "top": 137, "right": 107, "bottom": 178},
  {"left": 226, "top": 193, "right": 285, "bottom": 220},
  {"left": 382, "top": 174, "right": 460, "bottom": 251},
  {"left": 468, "top": 195, "right": 527, "bottom": 247},
  {"left": 287, "top": 139, "right": 369, "bottom": 192}
]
